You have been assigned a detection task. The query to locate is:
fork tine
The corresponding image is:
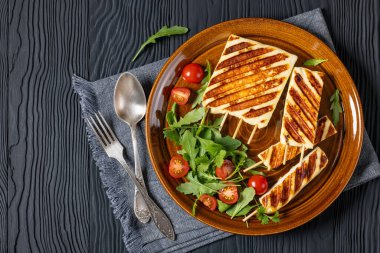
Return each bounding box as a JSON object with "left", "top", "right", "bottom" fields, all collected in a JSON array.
[
  {"left": 90, "top": 116, "right": 111, "bottom": 145},
  {"left": 95, "top": 113, "right": 114, "bottom": 142},
  {"left": 86, "top": 118, "right": 106, "bottom": 147},
  {"left": 97, "top": 111, "right": 117, "bottom": 141}
]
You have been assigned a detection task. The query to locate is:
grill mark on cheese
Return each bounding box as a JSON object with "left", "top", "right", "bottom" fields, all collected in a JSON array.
[
  {"left": 244, "top": 106, "right": 273, "bottom": 118},
  {"left": 217, "top": 48, "right": 274, "bottom": 70},
  {"left": 203, "top": 35, "right": 298, "bottom": 129},
  {"left": 294, "top": 73, "right": 319, "bottom": 109},
  {"left": 289, "top": 88, "right": 317, "bottom": 123},
  {"left": 280, "top": 178, "right": 291, "bottom": 204},
  {"left": 205, "top": 66, "right": 288, "bottom": 99},
  {"left": 210, "top": 54, "right": 287, "bottom": 85},
  {"left": 320, "top": 153, "right": 328, "bottom": 167},
  {"left": 206, "top": 78, "right": 283, "bottom": 108},
  {"left": 306, "top": 70, "right": 323, "bottom": 95},
  {"left": 223, "top": 42, "right": 253, "bottom": 55},
  {"left": 259, "top": 116, "right": 336, "bottom": 170},
  {"left": 280, "top": 68, "right": 324, "bottom": 148},
  {"left": 272, "top": 145, "right": 284, "bottom": 167},
  {"left": 284, "top": 117, "right": 304, "bottom": 143},
  {"left": 294, "top": 164, "right": 303, "bottom": 192},
  {"left": 286, "top": 104, "right": 315, "bottom": 142},
  {"left": 308, "top": 152, "right": 317, "bottom": 179},
  {"left": 314, "top": 118, "right": 326, "bottom": 143},
  {"left": 270, "top": 188, "right": 279, "bottom": 208},
  {"left": 225, "top": 92, "right": 278, "bottom": 111},
  {"left": 259, "top": 148, "right": 328, "bottom": 213}
]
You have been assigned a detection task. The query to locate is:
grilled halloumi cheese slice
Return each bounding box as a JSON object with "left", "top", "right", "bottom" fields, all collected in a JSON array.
[
  {"left": 280, "top": 67, "right": 324, "bottom": 148},
  {"left": 259, "top": 147, "right": 329, "bottom": 213},
  {"left": 202, "top": 34, "right": 297, "bottom": 128},
  {"left": 259, "top": 116, "right": 336, "bottom": 170}
]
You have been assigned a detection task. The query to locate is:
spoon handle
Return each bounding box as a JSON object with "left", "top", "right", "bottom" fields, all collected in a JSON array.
[
  {"left": 131, "top": 125, "right": 151, "bottom": 223},
  {"left": 116, "top": 158, "right": 175, "bottom": 240}
]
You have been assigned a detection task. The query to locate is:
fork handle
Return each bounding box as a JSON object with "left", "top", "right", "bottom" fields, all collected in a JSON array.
[{"left": 117, "top": 158, "right": 175, "bottom": 240}]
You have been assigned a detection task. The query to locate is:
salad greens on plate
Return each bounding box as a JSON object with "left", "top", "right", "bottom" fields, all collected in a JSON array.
[{"left": 163, "top": 61, "right": 279, "bottom": 224}]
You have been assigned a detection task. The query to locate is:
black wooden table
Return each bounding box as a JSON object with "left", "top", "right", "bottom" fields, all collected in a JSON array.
[{"left": 1, "top": 0, "right": 379, "bottom": 252}]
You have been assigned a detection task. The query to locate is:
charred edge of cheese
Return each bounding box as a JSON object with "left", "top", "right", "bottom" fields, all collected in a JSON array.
[
  {"left": 203, "top": 34, "right": 298, "bottom": 129},
  {"left": 280, "top": 67, "right": 324, "bottom": 148},
  {"left": 259, "top": 147, "right": 328, "bottom": 213},
  {"left": 259, "top": 116, "right": 336, "bottom": 170}
]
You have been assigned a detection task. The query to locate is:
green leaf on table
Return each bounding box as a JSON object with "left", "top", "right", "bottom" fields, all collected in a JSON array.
[
  {"left": 226, "top": 187, "right": 255, "bottom": 218},
  {"left": 180, "top": 130, "right": 199, "bottom": 169},
  {"left": 217, "top": 200, "right": 231, "bottom": 213},
  {"left": 132, "top": 25, "right": 189, "bottom": 62},
  {"left": 170, "top": 107, "right": 205, "bottom": 128},
  {"left": 330, "top": 89, "right": 342, "bottom": 126},
  {"left": 303, "top": 58, "right": 328, "bottom": 66}
]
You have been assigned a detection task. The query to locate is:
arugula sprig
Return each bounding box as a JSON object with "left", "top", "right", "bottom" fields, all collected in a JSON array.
[
  {"left": 164, "top": 93, "right": 269, "bottom": 222},
  {"left": 303, "top": 58, "right": 328, "bottom": 66},
  {"left": 226, "top": 187, "right": 255, "bottom": 218},
  {"left": 192, "top": 60, "right": 212, "bottom": 108},
  {"left": 132, "top": 25, "right": 189, "bottom": 62},
  {"left": 256, "top": 206, "right": 280, "bottom": 224},
  {"left": 330, "top": 89, "right": 342, "bottom": 126}
]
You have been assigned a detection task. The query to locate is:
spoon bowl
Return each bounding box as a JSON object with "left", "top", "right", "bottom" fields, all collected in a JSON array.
[{"left": 114, "top": 73, "right": 146, "bottom": 125}]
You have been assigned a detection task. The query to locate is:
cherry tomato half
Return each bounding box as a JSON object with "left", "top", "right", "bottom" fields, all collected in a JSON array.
[
  {"left": 199, "top": 194, "right": 217, "bottom": 211},
  {"left": 247, "top": 175, "right": 268, "bottom": 195},
  {"left": 215, "top": 160, "right": 235, "bottom": 180},
  {"left": 181, "top": 63, "right": 205, "bottom": 83},
  {"left": 171, "top": 87, "right": 191, "bottom": 105},
  {"left": 169, "top": 155, "right": 190, "bottom": 178},
  {"left": 218, "top": 184, "right": 239, "bottom": 204}
]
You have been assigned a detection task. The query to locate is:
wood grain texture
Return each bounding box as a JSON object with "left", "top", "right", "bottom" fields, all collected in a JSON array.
[
  {"left": 7, "top": 0, "right": 90, "bottom": 252},
  {"left": 88, "top": 0, "right": 380, "bottom": 252},
  {"left": 0, "top": 0, "right": 9, "bottom": 251},
  {"left": 2, "top": 0, "right": 379, "bottom": 252}
]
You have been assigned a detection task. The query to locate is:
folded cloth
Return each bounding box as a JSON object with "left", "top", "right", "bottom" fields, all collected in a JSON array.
[{"left": 72, "top": 8, "right": 380, "bottom": 253}]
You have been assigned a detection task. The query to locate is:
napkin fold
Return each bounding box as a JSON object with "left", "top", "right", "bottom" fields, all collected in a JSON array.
[{"left": 72, "top": 8, "right": 380, "bottom": 253}]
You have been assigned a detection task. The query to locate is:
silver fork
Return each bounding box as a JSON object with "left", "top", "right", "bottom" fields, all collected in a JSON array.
[{"left": 87, "top": 112, "right": 175, "bottom": 240}]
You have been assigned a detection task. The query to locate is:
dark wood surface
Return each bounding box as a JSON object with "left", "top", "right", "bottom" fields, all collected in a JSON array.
[{"left": 2, "top": 0, "right": 379, "bottom": 252}]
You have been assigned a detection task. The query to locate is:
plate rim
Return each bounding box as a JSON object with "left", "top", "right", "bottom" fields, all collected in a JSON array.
[{"left": 145, "top": 17, "right": 364, "bottom": 235}]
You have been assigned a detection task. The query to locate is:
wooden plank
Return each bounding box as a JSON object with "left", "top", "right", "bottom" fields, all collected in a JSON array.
[
  {"left": 4, "top": 0, "right": 378, "bottom": 252},
  {"left": 0, "top": 0, "right": 8, "bottom": 251},
  {"left": 7, "top": 0, "right": 90, "bottom": 252},
  {"left": 88, "top": 0, "right": 380, "bottom": 252}
]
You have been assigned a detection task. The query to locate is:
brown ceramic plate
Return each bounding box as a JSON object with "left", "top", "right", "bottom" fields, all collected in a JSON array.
[{"left": 145, "top": 18, "right": 363, "bottom": 235}]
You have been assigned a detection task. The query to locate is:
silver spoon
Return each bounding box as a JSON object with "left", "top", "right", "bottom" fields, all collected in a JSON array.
[{"left": 114, "top": 72, "right": 150, "bottom": 223}]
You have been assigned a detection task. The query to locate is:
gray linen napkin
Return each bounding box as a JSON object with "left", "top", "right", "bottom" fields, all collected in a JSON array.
[{"left": 72, "top": 8, "right": 380, "bottom": 253}]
